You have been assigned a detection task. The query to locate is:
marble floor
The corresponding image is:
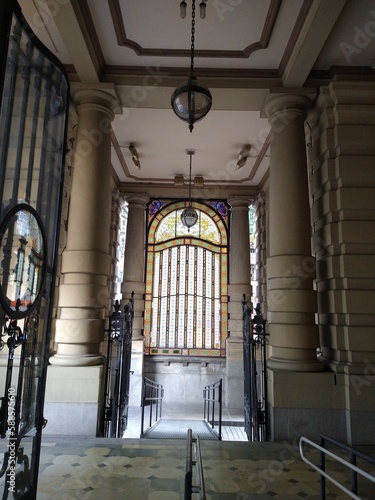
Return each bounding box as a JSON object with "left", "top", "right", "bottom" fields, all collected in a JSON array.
[
  {"left": 36, "top": 437, "right": 374, "bottom": 499},
  {"left": 34, "top": 405, "right": 375, "bottom": 499}
]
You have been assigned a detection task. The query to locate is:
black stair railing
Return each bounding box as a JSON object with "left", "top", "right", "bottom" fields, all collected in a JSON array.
[
  {"left": 102, "top": 293, "right": 134, "bottom": 438},
  {"left": 203, "top": 379, "right": 222, "bottom": 440},
  {"left": 140, "top": 377, "right": 164, "bottom": 436}
]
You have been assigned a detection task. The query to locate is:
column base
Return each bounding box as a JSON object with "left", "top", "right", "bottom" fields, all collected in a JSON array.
[
  {"left": 225, "top": 338, "right": 244, "bottom": 410},
  {"left": 267, "top": 368, "right": 346, "bottom": 442},
  {"left": 43, "top": 365, "right": 105, "bottom": 436},
  {"left": 49, "top": 354, "right": 105, "bottom": 366}
]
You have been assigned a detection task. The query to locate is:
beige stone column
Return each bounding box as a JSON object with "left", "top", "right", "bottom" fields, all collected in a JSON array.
[
  {"left": 44, "top": 88, "right": 119, "bottom": 436},
  {"left": 121, "top": 194, "right": 149, "bottom": 406},
  {"left": 49, "top": 88, "right": 117, "bottom": 366},
  {"left": 226, "top": 196, "right": 252, "bottom": 409},
  {"left": 261, "top": 92, "right": 340, "bottom": 443},
  {"left": 265, "top": 93, "right": 323, "bottom": 373}
]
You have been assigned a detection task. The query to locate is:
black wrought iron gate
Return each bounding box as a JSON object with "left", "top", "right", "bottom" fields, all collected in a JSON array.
[
  {"left": 0, "top": 1, "right": 69, "bottom": 497},
  {"left": 242, "top": 295, "right": 268, "bottom": 441},
  {"left": 102, "top": 294, "right": 134, "bottom": 438}
]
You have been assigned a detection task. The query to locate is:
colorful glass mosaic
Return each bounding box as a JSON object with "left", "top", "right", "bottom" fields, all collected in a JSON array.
[{"left": 145, "top": 200, "right": 229, "bottom": 357}]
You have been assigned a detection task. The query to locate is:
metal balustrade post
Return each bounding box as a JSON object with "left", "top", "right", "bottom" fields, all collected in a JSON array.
[
  {"left": 301, "top": 435, "right": 375, "bottom": 499},
  {"left": 320, "top": 436, "right": 326, "bottom": 500},
  {"left": 140, "top": 377, "right": 164, "bottom": 437},
  {"left": 203, "top": 379, "right": 222, "bottom": 441},
  {"left": 351, "top": 454, "right": 358, "bottom": 495}
]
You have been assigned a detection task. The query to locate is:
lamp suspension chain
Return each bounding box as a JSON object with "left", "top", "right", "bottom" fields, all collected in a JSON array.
[
  {"left": 190, "top": 0, "right": 195, "bottom": 77},
  {"left": 188, "top": 152, "right": 192, "bottom": 206},
  {"left": 171, "top": 0, "right": 212, "bottom": 132}
]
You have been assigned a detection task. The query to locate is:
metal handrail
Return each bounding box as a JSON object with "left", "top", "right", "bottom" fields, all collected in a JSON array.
[
  {"left": 203, "top": 379, "right": 222, "bottom": 440},
  {"left": 185, "top": 428, "right": 206, "bottom": 500},
  {"left": 140, "top": 377, "right": 164, "bottom": 436},
  {"left": 299, "top": 436, "right": 375, "bottom": 499}
]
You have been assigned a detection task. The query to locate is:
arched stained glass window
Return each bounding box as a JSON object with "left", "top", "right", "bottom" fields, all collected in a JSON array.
[{"left": 144, "top": 200, "right": 229, "bottom": 357}]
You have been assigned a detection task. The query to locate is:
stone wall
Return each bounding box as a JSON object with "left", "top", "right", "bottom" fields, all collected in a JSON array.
[{"left": 144, "top": 358, "right": 226, "bottom": 406}]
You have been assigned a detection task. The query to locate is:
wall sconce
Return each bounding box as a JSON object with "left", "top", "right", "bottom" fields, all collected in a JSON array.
[{"left": 129, "top": 143, "right": 141, "bottom": 169}]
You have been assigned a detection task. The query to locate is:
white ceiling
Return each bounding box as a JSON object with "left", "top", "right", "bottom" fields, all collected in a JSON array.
[{"left": 19, "top": 0, "right": 375, "bottom": 192}]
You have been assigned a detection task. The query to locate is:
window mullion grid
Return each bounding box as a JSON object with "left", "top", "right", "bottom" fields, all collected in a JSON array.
[
  {"left": 193, "top": 246, "right": 197, "bottom": 349},
  {"left": 215, "top": 254, "right": 221, "bottom": 350},
  {"left": 169, "top": 246, "right": 177, "bottom": 349},
  {"left": 202, "top": 249, "right": 206, "bottom": 348},
  {"left": 184, "top": 246, "right": 189, "bottom": 348},
  {"left": 176, "top": 246, "right": 180, "bottom": 348},
  {"left": 196, "top": 247, "right": 203, "bottom": 349},
  {"left": 166, "top": 247, "right": 172, "bottom": 347},
  {"left": 211, "top": 251, "right": 215, "bottom": 349},
  {"left": 157, "top": 251, "right": 164, "bottom": 346}
]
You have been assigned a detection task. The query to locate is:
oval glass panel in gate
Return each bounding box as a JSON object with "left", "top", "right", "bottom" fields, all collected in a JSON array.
[{"left": 0, "top": 204, "right": 46, "bottom": 319}]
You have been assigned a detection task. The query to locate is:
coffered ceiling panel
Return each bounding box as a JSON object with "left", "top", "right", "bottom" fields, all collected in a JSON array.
[{"left": 18, "top": 0, "right": 375, "bottom": 192}]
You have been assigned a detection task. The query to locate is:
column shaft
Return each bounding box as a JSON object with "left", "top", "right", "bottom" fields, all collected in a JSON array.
[
  {"left": 226, "top": 196, "right": 251, "bottom": 409},
  {"left": 121, "top": 194, "right": 149, "bottom": 406},
  {"left": 265, "top": 93, "right": 323, "bottom": 372},
  {"left": 50, "top": 89, "right": 116, "bottom": 366}
]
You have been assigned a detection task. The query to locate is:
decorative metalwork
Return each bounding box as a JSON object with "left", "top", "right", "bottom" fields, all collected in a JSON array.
[
  {"left": 0, "top": 2, "right": 69, "bottom": 497},
  {"left": 0, "top": 313, "right": 40, "bottom": 497},
  {"left": 171, "top": 0, "right": 212, "bottom": 132},
  {"left": 242, "top": 295, "right": 269, "bottom": 441},
  {"left": 102, "top": 293, "right": 134, "bottom": 438}
]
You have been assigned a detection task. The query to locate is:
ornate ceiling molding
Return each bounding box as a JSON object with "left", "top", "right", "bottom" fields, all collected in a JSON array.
[{"left": 108, "top": 0, "right": 282, "bottom": 59}]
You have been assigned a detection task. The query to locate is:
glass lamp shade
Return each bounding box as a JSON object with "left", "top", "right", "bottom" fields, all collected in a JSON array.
[
  {"left": 181, "top": 206, "right": 198, "bottom": 229},
  {"left": 171, "top": 76, "right": 212, "bottom": 132}
]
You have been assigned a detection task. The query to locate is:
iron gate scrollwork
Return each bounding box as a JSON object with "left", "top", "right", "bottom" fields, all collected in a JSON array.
[
  {"left": 103, "top": 293, "right": 134, "bottom": 438},
  {"left": 0, "top": 1, "right": 69, "bottom": 497},
  {"left": 243, "top": 294, "right": 268, "bottom": 441}
]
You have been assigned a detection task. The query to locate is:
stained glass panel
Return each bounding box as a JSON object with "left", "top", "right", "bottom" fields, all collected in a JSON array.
[
  {"left": 144, "top": 200, "right": 228, "bottom": 357},
  {"left": 155, "top": 208, "right": 221, "bottom": 244}
]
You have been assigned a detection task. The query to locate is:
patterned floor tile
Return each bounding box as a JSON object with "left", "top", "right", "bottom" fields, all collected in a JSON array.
[{"left": 35, "top": 436, "right": 375, "bottom": 499}]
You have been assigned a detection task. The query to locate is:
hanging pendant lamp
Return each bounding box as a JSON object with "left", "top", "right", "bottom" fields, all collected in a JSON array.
[
  {"left": 181, "top": 150, "right": 198, "bottom": 230},
  {"left": 171, "top": 0, "right": 212, "bottom": 133}
]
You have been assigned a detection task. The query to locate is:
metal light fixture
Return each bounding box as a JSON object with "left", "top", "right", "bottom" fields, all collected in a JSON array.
[
  {"left": 171, "top": 0, "right": 212, "bottom": 133},
  {"left": 236, "top": 144, "right": 251, "bottom": 169},
  {"left": 129, "top": 143, "right": 141, "bottom": 169},
  {"left": 181, "top": 149, "right": 198, "bottom": 230}
]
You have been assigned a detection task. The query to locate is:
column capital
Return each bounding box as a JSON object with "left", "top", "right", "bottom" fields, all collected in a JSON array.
[
  {"left": 123, "top": 194, "right": 150, "bottom": 208},
  {"left": 227, "top": 196, "right": 252, "bottom": 209},
  {"left": 72, "top": 87, "right": 120, "bottom": 119},
  {"left": 264, "top": 91, "right": 316, "bottom": 129}
]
